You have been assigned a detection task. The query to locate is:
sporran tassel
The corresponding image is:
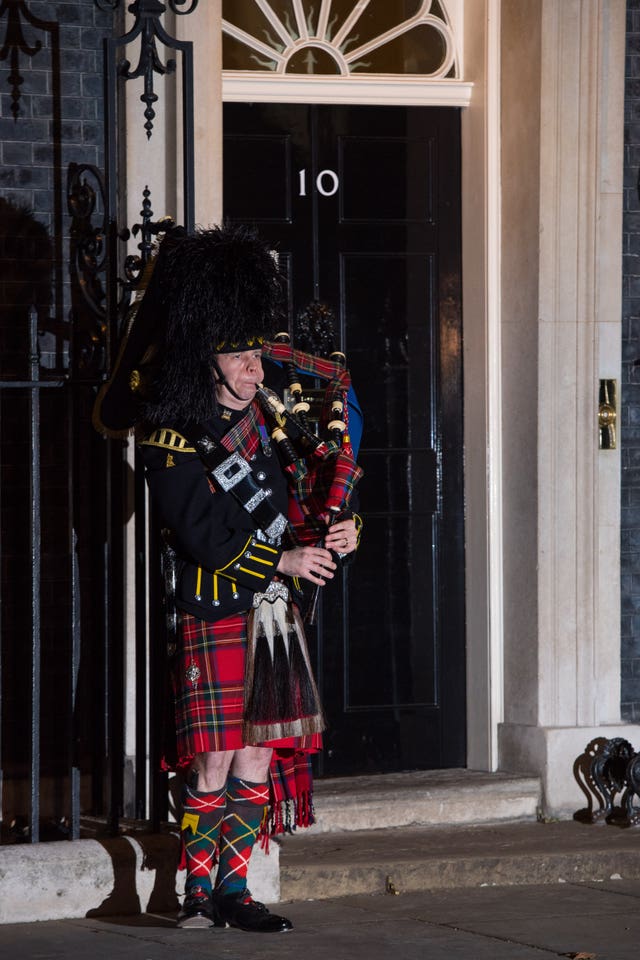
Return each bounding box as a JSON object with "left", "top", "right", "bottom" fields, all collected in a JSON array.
[
  {"left": 289, "top": 627, "right": 319, "bottom": 717},
  {"left": 244, "top": 596, "right": 325, "bottom": 744},
  {"left": 273, "top": 627, "right": 293, "bottom": 718},
  {"left": 249, "top": 632, "right": 279, "bottom": 723}
]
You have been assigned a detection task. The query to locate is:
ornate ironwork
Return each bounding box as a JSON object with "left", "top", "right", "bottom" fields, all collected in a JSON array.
[
  {"left": 128, "top": 186, "right": 175, "bottom": 283},
  {"left": 68, "top": 0, "right": 196, "bottom": 388},
  {"left": 97, "top": 0, "right": 198, "bottom": 11},
  {"left": 574, "top": 737, "right": 638, "bottom": 826},
  {"left": 67, "top": 166, "right": 177, "bottom": 371},
  {"left": 625, "top": 751, "right": 640, "bottom": 825},
  {"left": 589, "top": 737, "right": 634, "bottom": 823},
  {"left": 295, "top": 301, "right": 338, "bottom": 357},
  {"left": 0, "top": 0, "right": 55, "bottom": 119},
  {"left": 97, "top": 0, "right": 198, "bottom": 138},
  {"left": 68, "top": 164, "right": 109, "bottom": 322}
]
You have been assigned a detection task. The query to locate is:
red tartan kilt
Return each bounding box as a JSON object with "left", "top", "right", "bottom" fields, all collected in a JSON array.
[{"left": 171, "top": 610, "right": 321, "bottom": 763}]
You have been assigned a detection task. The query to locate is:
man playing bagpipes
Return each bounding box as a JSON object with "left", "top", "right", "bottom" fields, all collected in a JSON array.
[{"left": 93, "top": 224, "right": 362, "bottom": 932}]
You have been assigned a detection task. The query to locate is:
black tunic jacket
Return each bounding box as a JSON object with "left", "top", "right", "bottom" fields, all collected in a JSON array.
[{"left": 138, "top": 406, "right": 289, "bottom": 622}]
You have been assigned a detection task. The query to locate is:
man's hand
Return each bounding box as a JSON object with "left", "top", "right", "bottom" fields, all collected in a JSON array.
[
  {"left": 276, "top": 518, "right": 359, "bottom": 585},
  {"left": 324, "top": 518, "right": 358, "bottom": 555},
  {"left": 276, "top": 546, "right": 337, "bottom": 586}
]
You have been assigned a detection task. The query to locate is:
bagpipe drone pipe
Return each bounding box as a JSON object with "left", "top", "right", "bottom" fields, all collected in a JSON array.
[
  {"left": 259, "top": 332, "right": 363, "bottom": 550},
  {"left": 242, "top": 324, "right": 364, "bottom": 741},
  {"left": 256, "top": 315, "right": 364, "bottom": 629}
]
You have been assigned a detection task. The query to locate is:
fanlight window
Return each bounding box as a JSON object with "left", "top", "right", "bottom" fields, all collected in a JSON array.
[{"left": 222, "top": 0, "right": 458, "bottom": 78}]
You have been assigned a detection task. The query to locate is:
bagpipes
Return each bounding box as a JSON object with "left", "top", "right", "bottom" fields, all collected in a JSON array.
[
  {"left": 242, "top": 317, "right": 363, "bottom": 744},
  {"left": 260, "top": 338, "right": 362, "bottom": 534},
  {"left": 258, "top": 320, "right": 363, "bottom": 618}
]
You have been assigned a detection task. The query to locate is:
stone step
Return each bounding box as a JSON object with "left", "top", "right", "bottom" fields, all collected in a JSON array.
[
  {"left": 278, "top": 819, "right": 640, "bottom": 901},
  {"left": 309, "top": 769, "right": 542, "bottom": 832},
  {"left": 0, "top": 770, "right": 544, "bottom": 924}
]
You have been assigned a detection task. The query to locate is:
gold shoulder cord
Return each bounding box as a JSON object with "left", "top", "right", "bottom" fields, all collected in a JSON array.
[{"left": 141, "top": 429, "right": 196, "bottom": 452}]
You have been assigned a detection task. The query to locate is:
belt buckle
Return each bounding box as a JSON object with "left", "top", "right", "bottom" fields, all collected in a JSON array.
[{"left": 212, "top": 452, "right": 252, "bottom": 491}]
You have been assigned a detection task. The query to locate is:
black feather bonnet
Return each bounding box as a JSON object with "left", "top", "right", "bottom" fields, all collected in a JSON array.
[{"left": 93, "top": 222, "right": 283, "bottom": 434}]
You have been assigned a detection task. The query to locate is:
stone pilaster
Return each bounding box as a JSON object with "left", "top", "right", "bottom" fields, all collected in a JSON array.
[{"left": 499, "top": 0, "right": 640, "bottom": 816}]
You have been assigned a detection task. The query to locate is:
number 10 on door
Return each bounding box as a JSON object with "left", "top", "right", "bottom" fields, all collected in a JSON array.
[{"left": 298, "top": 169, "right": 339, "bottom": 197}]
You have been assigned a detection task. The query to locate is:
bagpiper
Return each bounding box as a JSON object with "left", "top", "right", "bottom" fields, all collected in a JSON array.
[{"left": 94, "top": 223, "right": 362, "bottom": 931}]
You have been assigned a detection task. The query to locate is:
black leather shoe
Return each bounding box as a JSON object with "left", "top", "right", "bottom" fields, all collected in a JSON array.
[
  {"left": 213, "top": 890, "right": 293, "bottom": 932},
  {"left": 177, "top": 886, "right": 216, "bottom": 929}
]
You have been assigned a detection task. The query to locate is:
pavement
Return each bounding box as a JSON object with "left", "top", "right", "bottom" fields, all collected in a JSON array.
[
  {"left": 2, "top": 770, "right": 640, "bottom": 957},
  {"left": 1, "top": 879, "right": 640, "bottom": 959}
]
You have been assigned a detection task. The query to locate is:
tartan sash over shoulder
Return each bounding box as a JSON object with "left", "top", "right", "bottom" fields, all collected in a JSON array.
[
  {"left": 262, "top": 341, "right": 363, "bottom": 544},
  {"left": 217, "top": 401, "right": 261, "bottom": 460}
]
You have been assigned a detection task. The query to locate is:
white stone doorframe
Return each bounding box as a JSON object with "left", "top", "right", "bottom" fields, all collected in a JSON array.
[{"left": 123, "top": 1, "right": 639, "bottom": 819}]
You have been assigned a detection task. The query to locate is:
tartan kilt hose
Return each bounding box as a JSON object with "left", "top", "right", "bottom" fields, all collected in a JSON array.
[{"left": 172, "top": 610, "right": 322, "bottom": 760}]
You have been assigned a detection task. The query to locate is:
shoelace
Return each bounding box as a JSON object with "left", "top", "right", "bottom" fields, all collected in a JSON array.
[
  {"left": 241, "top": 896, "right": 267, "bottom": 912},
  {"left": 187, "top": 886, "right": 210, "bottom": 903}
]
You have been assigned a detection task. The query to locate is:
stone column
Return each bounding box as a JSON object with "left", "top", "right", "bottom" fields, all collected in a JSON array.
[
  {"left": 175, "top": 0, "right": 223, "bottom": 227},
  {"left": 499, "top": 0, "right": 640, "bottom": 816}
]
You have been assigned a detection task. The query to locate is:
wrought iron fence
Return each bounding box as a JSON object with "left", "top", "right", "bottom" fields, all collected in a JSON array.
[{"left": 0, "top": 0, "right": 197, "bottom": 845}]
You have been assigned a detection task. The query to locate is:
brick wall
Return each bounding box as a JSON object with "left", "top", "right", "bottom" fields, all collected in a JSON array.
[
  {"left": 622, "top": 0, "right": 640, "bottom": 721},
  {"left": 0, "top": 1, "right": 111, "bottom": 372}
]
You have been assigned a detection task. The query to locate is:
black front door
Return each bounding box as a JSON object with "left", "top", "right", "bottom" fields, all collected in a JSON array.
[{"left": 224, "top": 103, "right": 465, "bottom": 774}]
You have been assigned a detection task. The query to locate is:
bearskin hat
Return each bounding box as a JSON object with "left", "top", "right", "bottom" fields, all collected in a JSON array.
[{"left": 93, "top": 222, "right": 283, "bottom": 434}]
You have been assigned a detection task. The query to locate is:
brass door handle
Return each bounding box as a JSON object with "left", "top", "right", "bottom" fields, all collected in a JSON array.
[{"left": 598, "top": 379, "right": 617, "bottom": 450}]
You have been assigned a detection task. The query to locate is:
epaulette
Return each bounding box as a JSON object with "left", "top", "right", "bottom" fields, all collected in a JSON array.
[{"left": 140, "top": 428, "right": 196, "bottom": 452}]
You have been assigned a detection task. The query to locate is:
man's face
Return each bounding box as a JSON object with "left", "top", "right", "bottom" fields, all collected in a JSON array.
[{"left": 214, "top": 348, "right": 264, "bottom": 410}]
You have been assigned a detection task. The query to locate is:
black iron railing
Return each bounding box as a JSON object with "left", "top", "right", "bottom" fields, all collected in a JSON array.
[{"left": 0, "top": 0, "right": 197, "bottom": 845}]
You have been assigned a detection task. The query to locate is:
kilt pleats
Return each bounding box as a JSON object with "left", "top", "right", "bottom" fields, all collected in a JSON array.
[
  {"left": 170, "top": 610, "right": 321, "bottom": 837},
  {"left": 173, "top": 612, "right": 248, "bottom": 756}
]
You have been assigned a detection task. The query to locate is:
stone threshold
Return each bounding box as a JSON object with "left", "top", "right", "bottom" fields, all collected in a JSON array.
[
  {"left": 279, "top": 818, "right": 640, "bottom": 901},
  {"left": 311, "top": 768, "right": 542, "bottom": 832}
]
